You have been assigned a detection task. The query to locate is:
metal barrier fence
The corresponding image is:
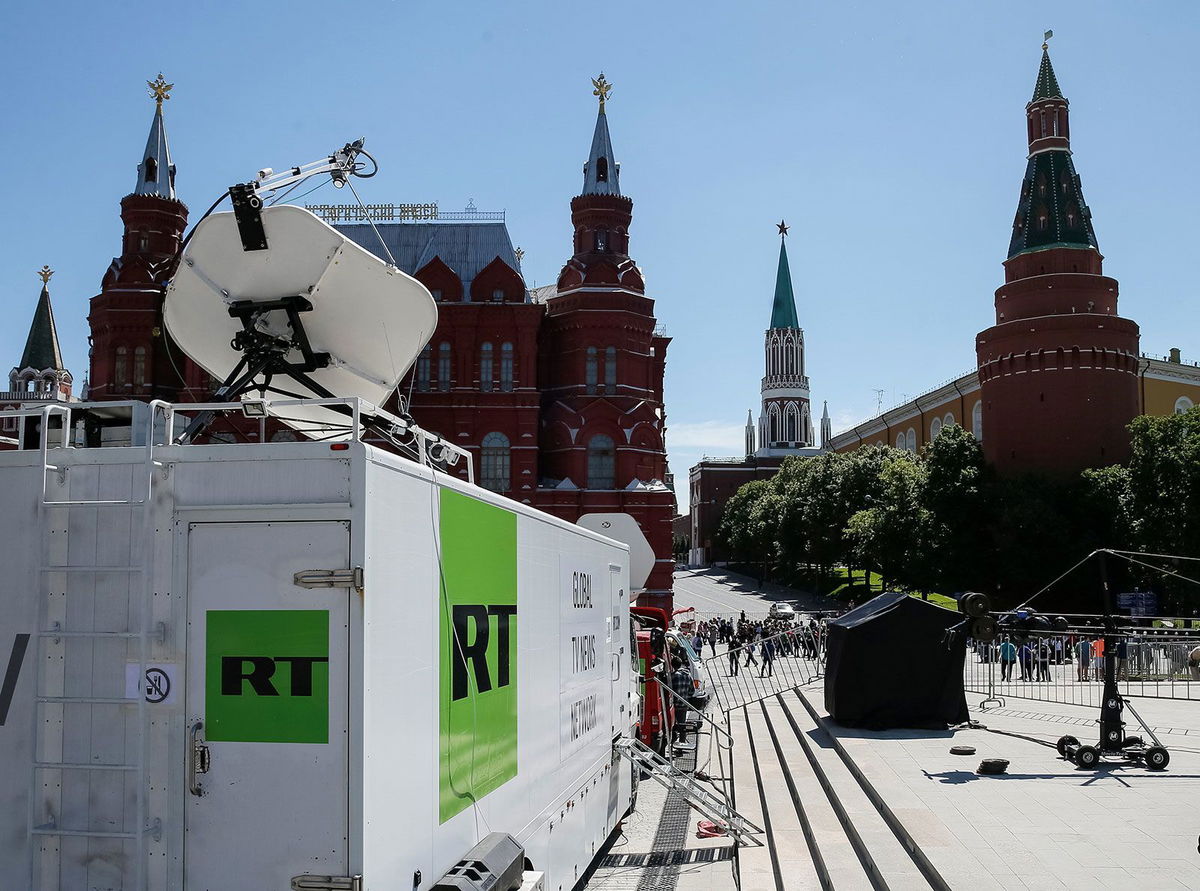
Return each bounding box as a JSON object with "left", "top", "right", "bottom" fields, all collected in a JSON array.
[
  {"left": 964, "top": 631, "right": 1200, "bottom": 709},
  {"left": 703, "top": 627, "right": 826, "bottom": 713}
]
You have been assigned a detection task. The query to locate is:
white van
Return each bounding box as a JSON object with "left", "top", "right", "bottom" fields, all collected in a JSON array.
[{"left": 666, "top": 629, "right": 710, "bottom": 709}]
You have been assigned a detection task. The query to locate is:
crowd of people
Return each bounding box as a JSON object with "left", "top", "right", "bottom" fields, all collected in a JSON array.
[
  {"left": 685, "top": 611, "right": 828, "bottom": 680},
  {"left": 975, "top": 632, "right": 1200, "bottom": 682}
]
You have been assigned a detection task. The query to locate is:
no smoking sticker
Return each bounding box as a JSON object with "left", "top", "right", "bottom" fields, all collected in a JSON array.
[{"left": 125, "top": 663, "right": 178, "bottom": 705}]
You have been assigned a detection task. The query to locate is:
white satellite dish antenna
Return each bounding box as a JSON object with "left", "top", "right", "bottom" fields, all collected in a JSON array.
[
  {"left": 165, "top": 204, "right": 436, "bottom": 438},
  {"left": 577, "top": 512, "right": 656, "bottom": 591}
]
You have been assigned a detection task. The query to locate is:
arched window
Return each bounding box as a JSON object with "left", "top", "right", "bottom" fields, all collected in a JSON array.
[
  {"left": 480, "top": 432, "right": 511, "bottom": 492},
  {"left": 596, "top": 156, "right": 608, "bottom": 182},
  {"left": 769, "top": 405, "right": 780, "bottom": 443},
  {"left": 416, "top": 345, "right": 431, "bottom": 392},
  {"left": 905, "top": 428, "right": 917, "bottom": 452},
  {"left": 587, "top": 435, "right": 615, "bottom": 489},
  {"left": 594, "top": 228, "right": 608, "bottom": 252},
  {"left": 896, "top": 433, "right": 904, "bottom": 448},
  {"left": 972, "top": 401, "right": 983, "bottom": 441},
  {"left": 930, "top": 417, "right": 943, "bottom": 440},
  {"left": 500, "top": 343, "right": 514, "bottom": 392},
  {"left": 144, "top": 157, "right": 157, "bottom": 182},
  {"left": 943, "top": 412, "right": 954, "bottom": 428},
  {"left": 114, "top": 347, "right": 128, "bottom": 387},
  {"left": 437, "top": 343, "right": 451, "bottom": 392},
  {"left": 784, "top": 404, "right": 798, "bottom": 442},
  {"left": 586, "top": 347, "right": 598, "bottom": 394},
  {"left": 133, "top": 346, "right": 146, "bottom": 388},
  {"left": 604, "top": 346, "right": 616, "bottom": 392},
  {"left": 479, "top": 342, "right": 493, "bottom": 392},
  {"left": 1175, "top": 396, "right": 1194, "bottom": 415}
]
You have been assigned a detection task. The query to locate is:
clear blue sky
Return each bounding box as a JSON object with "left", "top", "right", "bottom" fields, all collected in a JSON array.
[{"left": 3, "top": 1, "right": 1197, "bottom": 513}]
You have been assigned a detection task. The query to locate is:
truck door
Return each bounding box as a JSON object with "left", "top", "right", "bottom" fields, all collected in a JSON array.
[{"left": 184, "top": 521, "right": 351, "bottom": 889}]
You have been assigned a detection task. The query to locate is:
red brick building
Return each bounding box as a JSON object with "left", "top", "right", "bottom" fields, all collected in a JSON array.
[{"left": 86, "top": 76, "right": 678, "bottom": 608}]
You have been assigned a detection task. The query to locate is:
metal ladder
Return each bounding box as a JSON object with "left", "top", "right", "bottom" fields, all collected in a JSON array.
[
  {"left": 614, "top": 736, "right": 763, "bottom": 843},
  {"left": 28, "top": 402, "right": 171, "bottom": 890}
]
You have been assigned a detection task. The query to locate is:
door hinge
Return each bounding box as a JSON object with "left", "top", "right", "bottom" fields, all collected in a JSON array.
[
  {"left": 291, "top": 876, "right": 363, "bottom": 891},
  {"left": 293, "top": 567, "right": 364, "bottom": 591}
]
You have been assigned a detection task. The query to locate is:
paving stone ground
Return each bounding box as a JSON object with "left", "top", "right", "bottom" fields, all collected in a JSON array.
[{"left": 809, "top": 684, "right": 1200, "bottom": 889}]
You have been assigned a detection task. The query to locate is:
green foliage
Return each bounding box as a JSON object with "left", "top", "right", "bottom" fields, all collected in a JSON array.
[{"left": 715, "top": 414, "right": 1200, "bottom": 611}]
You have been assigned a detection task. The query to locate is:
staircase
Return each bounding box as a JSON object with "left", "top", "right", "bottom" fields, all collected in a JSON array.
[
  {"left": 614, "top": 736, "right": 763, "bottom": 843},
  {"left": 27, "top": 403, "right": 170, "bottom": 890},
  {"left": 730, "top": 688, "right": 948, "bottom": 891}
]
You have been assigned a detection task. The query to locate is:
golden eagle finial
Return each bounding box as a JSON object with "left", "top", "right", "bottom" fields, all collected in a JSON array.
[
  {"left": 591, "top": 73, "right": 613, "bottom": 111},
  {"left": 147, "top": 73, "right": 173, "bottom": 108},
  {"left": 37, "top": 265, "right": 53, "bottom": 285}
]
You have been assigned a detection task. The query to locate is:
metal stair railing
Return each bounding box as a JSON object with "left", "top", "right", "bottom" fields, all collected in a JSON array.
[
  {"left": 705, "top": 628, "right": 824, "bottom": 714},
  {"left": 614, "top": 736, "right": 763, "bottom": 843},
  {"left": 28, "top": 401, "right": 172, "bottom": 891},
  {"left": 652, "top": 677, "right": 734, "bottom": 750}
]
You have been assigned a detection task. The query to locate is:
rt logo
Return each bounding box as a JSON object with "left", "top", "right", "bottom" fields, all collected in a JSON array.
[
  {"left": 221, "top": 656, "right": 329, "bottom": 696},
  {"left": 451, "top": 604, "right": 517, "bottom": 702}
]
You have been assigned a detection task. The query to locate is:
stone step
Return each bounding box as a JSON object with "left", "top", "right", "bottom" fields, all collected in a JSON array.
[
  {"left": 778, "top": 689, "right": 929, "bottom": 888},
  {"left": 750, "top": 697, "right": 872, "bottom": 890}
]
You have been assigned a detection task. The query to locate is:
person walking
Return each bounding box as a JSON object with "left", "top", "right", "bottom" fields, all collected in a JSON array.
[
  {"left": 744, "top": 638, "right": 758, "bottom": 669},
  {"left": 999, "top": 636, "right": 1017, "bottom": 682},
  {"left": 760, "top": 636, "right": 776, "bottom": 678},
  {"left": 727, "top": 641, "right": 740, "bottom": 677}
]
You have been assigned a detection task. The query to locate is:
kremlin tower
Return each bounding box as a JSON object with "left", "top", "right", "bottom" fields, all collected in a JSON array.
[
  {"left": 975, "top": 41, "right": 1140, "bottom": 475},
  {"left": 757, "top": 222, "right": 813, "bottom": 451}
]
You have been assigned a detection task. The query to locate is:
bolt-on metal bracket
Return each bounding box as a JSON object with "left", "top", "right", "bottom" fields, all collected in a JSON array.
[
  {"left": 290, "top": 876, "right": 363, "bottom": 891},
  {"left": 293, "top": 567, "right": 364, "bottom": 593}
]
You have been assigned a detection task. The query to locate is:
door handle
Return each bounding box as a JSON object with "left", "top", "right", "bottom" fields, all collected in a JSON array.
[{"left": 188, "top": 719, "right": 210, "bottom": 797}]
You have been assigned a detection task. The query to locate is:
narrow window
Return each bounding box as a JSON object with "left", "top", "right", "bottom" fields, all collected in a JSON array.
[
  {"left": 596, "top": 156, "right": 608, "bottom": 182},
  {"left": 133, "top": 346, "right": 146, "bottom": 388},
  {"left": 416, "top": 345, "right": 431, "bottom": 392},
  {"left": 480, "top": 432, "right": 511, "bottom": 492},
  {"left": 972, "top": 401, "right": 983, "bottom": 441},
  {"left": 480, "top": 342, "right": 493, "bottom": 392},
  {"left": 587, "top": 435, "right": 615, "bottom": 489},
  {"left": 500, "top": 342, "right": 514, "bottom": 392},
  {"left": 785, "top": 406, "right": 797, "bottom": 442},
  {"left": 586, "top": 347, "right": 598, "bottom": 394},
  {"left": 144, "top": 157, "right": 157, "bottom": 182},
  {"left": 492, "top": 288, "right": 504, "bottom": 303},
  {"left": 114, "top": 347, "right": 128, "bottom": 387},
  {"left": 594, "top": 228, "right": 608, "bottom": 252},
  {"left": 437, "top": 343, "right": 451, "bottom": 392},
  {"left": 605, "top": 346, "right": 616, "bottom": 391}
]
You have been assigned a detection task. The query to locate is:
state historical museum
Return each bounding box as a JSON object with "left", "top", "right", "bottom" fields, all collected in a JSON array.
[{"left": 84, "top": 75, "right": 678, "bottom": 609}]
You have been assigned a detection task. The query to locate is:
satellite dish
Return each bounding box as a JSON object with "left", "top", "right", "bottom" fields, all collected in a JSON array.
[
  {"left": 165, "top": 205, "right": 436, "bottom": 436},
  {"left": 577, "top": 512, "right": 655, "bottom": 591}
]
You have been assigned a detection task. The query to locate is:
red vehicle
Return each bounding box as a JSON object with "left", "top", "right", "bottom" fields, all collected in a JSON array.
[{"left": 630, "top": 606, "right": 674, "bottom": 754}]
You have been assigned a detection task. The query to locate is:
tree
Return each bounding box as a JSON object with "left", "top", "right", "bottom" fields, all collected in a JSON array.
[
  {"left": 920, "top": 424, "right": 992, "bottom": 593},
  {"left": 845, "top": 451, "right": 928, "bottom": 589},
  {"left": 717, "top": 479, "right": 778, "bottom": 578}
]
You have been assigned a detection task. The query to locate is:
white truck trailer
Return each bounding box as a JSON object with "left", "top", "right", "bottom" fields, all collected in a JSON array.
[{"left": 0, "top": 400, "right": 638, "bottom": 890}]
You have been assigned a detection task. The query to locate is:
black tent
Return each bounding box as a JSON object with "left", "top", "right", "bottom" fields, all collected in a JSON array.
[{"left": 824, "top": 591, "right": 969, "bottom": 729}]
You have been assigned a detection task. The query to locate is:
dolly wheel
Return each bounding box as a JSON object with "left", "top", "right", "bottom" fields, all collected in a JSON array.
[
  {"left": 1075, "top": 745, "right": 1100, "bottom": 769},
  {"left": 1056, "top": 735, "right": 1078, "bottom": 757},
  {"left": 1145, "top": 746, "right": 1170, "bottom": 771}
]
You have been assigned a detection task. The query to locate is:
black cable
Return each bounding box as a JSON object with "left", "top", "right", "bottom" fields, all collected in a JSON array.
[{"left": 179, "top": 190, "right": 231, "bottom": 252}]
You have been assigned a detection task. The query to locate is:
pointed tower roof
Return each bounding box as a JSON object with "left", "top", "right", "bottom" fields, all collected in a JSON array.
[
  {"left": 135, "top": 73, "right": 176, "bottom": 199},
  {"left": 769, "top": 223, "right": 799, "bottom": 329},
  {"left": 581, "top": 73, "right": 621, "bottom": 196},
  {"left": 1031, "top": 44, "right": 1062, "bottom": 101},
  {"left": 20, "top": 267, "right": 66, "bottom": 372},
  {"left": 1008, "top": 43, "right": 1098, "bottom": 259}
]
